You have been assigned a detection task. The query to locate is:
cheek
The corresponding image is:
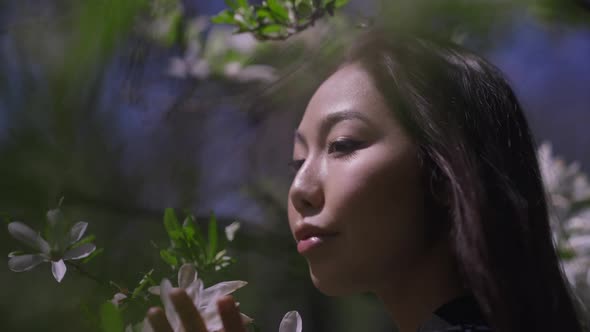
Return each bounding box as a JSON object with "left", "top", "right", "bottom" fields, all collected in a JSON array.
[
  {"left": 327, "top": 146, "right": 423, "bottom": 226},
  {"left": 287, "top": 191, "right": 298, "bottom": 231},
  {"left": 325, "top": 147, "right": 427, "bottom": 276}
]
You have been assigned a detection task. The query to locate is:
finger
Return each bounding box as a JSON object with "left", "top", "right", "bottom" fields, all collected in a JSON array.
[
  {"left": 147, "top": 307, "right": 174, "bottom": 332},
  {"left": 217, "top": 296, "right": 247, "bottom": 332},
  {"left": 170, "top": 288, "right": 208, "bottom": 332}
]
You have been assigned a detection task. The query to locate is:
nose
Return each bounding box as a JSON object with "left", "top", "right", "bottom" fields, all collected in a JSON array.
[{"left": 289, "top": 162, "right": 324, "bottom": 214}]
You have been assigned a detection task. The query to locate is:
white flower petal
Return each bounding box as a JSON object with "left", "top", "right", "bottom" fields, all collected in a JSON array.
[
  {"left": 573, "top": 175, "right": 590, "bottom": 201},
  {"left": 141, "top": 317, "right": 154, "bottom": 332},
  {"left": 186, "top": 279, "right": 204, "bottom": 305},
  {"left": 214, "top": 250, "right": 227, "bottom": 261},
  {"left": 159, "top": 279, "right": 179, "bottom": 329},
  {"left": 111, "top": 292, "right": 128, "bottom": 307},
  {"left": 7, "top": 222, "right": 51, "bottom": 254},
  {"left": 565, "top": 210, "right": 590, "bottom": 232},
  {"left": 228, "top": 33, "right": 257, "bottom": 54},
  {"left": 51, "top": 259, "right": 67, "bottom": 283},
  {"left": 148, "top": 286, "right": 161, "bottom": 296},
  {"left": 201, "top": 309, "right": 223, "bottom": 331},
  {"left": 204, "top": 27, "right": 231, "bottom": 57},
  {"left": 569, "top": 235, "right": 590, "bottom": 254},
  {"left": 190, "top": 60, "right": 210, "bottom": 79},
  {"left": 63, "top": 243, "right": 96, "bottom": 260},
  {"left": 200, "top": 305, "right": 251, "bottom": 332},
  {"left": 168, "top": 57, "right": 188, "bottom": 78},
  {"left": 240, "top": 313, "right": 254, "bottom": 325},
  {"left": 69, "top": 221, "right": 88, "bottom": 244},
  {"left": 178, "top": 263, "right": 197, "bottom": 289},
  {"left": 224, "top": 222, "right": 240, "bottom": 241},
  {"left": 224, "top": 62, "right": 242, "bottom": 76},
  {"left": 8, "top": 254, "right": 47, "bottom": 272},
  {"left": 200, "top": 280, "right": 247, "bottom": 305},
  {"left": 279, "top": 311, "right": 302, "bottom": 332},
  {"left": 233, "top": 65, "right": 277, "bottom": 83}
]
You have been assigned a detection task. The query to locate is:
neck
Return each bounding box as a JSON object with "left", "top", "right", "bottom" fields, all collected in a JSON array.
[{"left": 373, "top": 239, "right": 467, "bottom": 332}]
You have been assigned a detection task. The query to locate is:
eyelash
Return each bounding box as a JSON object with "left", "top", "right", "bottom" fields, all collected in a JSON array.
[
  {"left": 327, "top": 139, "right": 363, "bottom": 155},
  {"left": 288, "top": 139, "right": 363, "bottom": 175}
]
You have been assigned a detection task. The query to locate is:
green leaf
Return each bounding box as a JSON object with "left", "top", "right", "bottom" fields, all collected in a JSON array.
[
  {"left": 224, "top": 0, "right": 239, "bottom": 10},
  {"left": 183, "top": 216, "right": 196, "bottom": 241},
  {"left": 334, "top": 0, "right": 349, "bottom": 8},
  {"left": 193, "top": 219, "right": 206, "bottom": 246},
  {"left": 170, "top": 230, "right": 184, "bottom": 244},
  {"left": 234, "top": 6, "right": 259, "bottom": 30},
  {"left": 164, "top": 208, "right": 183, "bottom": 245},
  {"left": 260, "top": 24, "right": 286, "bottom": 35},
  {"left": 82, "top": 247, "right": 103, "bottom": 264},
  {"left": 237, "top": 0, "right": 249, "bottom": 7},
  {"left": 163, "top": 11, "right": 183, "bottom": 46},
  {"left": 256, "top": 8, "right": 273, "bottom": 20},
  {"left": 100, "top": 302, "right": 124, "bottom": 332},
  {"left": 8, "top": 250, "right": 25, "bottom": 257},
  {"left": 558, "top": 247, "right": 577, "bottom": 260},
  {"left": 267, "top": 0, "right": 289, "bottom": 23},
  {"left": 211, "top": 10, "right": 237, "bottom": 24},
  {"left": 207, "top": 212, "right": 218, "bottom": 261},
  {"left": 70, "top": 234, "right": 96, "bottom": 248},
  {"left": 131, "top": 269, "right": 155, "bottom": 299},
  {"left": 295, "top": 0, "right": 313, "bottom": 17},
  {"left": 160, "top": 249, "right": 178, "bottom": 267}
]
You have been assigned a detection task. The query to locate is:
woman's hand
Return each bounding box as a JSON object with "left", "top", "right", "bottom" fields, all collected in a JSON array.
[{"left": 147, "top": 288, "right": 247, "bottom": 332}]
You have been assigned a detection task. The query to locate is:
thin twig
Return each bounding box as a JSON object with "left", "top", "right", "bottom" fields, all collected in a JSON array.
[{"left": 66, "top": 261, "right": 117, "bottom": 291}]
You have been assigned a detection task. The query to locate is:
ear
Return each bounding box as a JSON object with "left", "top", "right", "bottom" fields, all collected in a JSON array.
[
  {"left": 419, "top": 149, "right": 452, "bottom": 208},
  {"left": 420, "top": 155, "right": 454, "bottom": 246}
]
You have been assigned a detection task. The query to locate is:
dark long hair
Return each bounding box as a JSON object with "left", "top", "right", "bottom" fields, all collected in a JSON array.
[{"left": 344, "top": 31, "right": 586, "bottom": 332}]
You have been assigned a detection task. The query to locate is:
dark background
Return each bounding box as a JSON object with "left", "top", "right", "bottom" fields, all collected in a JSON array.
[{"left": 0, "top": 0, "right": 588, "bottom": 331}]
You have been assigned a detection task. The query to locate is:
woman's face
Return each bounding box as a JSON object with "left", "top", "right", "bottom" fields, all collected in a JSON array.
[{"left": 287, "top": 62, "right": 430, "bottom": 296}]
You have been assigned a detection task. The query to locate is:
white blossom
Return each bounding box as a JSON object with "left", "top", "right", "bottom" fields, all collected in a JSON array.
[
  {"left": 7, "top": 218, "right": 96, "bottom": 283},
  {"left": 538, "top": 142, "right": 590, "bottom": 291},
  {"left": 146, "top": 264, "right": 251, "bottom": 332},
  {"left": 111, "top": 292, "right": 128, "bottom": 307},
  {"left": 224, "top": 222, "right": 240, "bottom": 242},
  {"left": 166, "top": 17, "right": 276, "bottom": 83},
  {"left": 279, "top": 311, "right": 302, "bottom": 332}
]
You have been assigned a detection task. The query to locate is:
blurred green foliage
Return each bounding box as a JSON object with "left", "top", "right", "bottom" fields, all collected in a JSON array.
[
  {"left": 1, "top": 0, "right": 589, "bottom": 331},
  {"left": 211, "top": 0, "right": 350, "bottom": 40}
]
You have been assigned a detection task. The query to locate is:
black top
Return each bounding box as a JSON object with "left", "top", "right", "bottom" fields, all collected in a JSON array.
[{"left": 416, "top": 294, "right": 492, "bottom": 332}]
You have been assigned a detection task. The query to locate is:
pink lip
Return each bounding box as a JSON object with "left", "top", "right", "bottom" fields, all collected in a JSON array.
[{"left": 297, "top": 234, "right": 337, "bottom": 254}]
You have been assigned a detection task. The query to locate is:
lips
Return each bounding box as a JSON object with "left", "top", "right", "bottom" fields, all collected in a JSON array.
[
  {"left": 293, "top": 223, "right": 338, "bottom": 254},
  {"left": 294, "top": 223, "right": 338, "bottom": 243}
]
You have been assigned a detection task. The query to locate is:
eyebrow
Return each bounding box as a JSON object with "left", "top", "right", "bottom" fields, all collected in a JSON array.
[{"left": 294, "top": 110, "right": 372, "bottom": 147}]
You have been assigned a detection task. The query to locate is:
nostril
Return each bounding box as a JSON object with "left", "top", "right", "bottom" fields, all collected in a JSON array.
[
  {"left": 289, "top": 171, "right": 324, "bottom": 212},
  {"left": 291, "top": 188, "right": 323, "bottom": 214}
]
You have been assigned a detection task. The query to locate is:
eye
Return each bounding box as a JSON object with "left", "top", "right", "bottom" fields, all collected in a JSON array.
[
  {"left": 288, "top": 159, "right": 305, "bottom": 176},
  {"left": 328, "top": 139, "right": 363, "bottom": 155}
]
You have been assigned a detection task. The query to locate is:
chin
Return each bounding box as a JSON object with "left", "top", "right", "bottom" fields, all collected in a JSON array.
[{"left": 309, "top": 267, "right": 361, "bottom": 297}]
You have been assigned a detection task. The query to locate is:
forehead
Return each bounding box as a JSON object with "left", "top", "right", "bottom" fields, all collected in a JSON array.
[{"left": 300, "top": 62, "right": 392, "bottom": 129}]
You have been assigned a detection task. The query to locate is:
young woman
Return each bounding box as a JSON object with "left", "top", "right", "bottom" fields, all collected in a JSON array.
[{"left": 146, "top": 31, "right": 586, "bottom": 332}]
